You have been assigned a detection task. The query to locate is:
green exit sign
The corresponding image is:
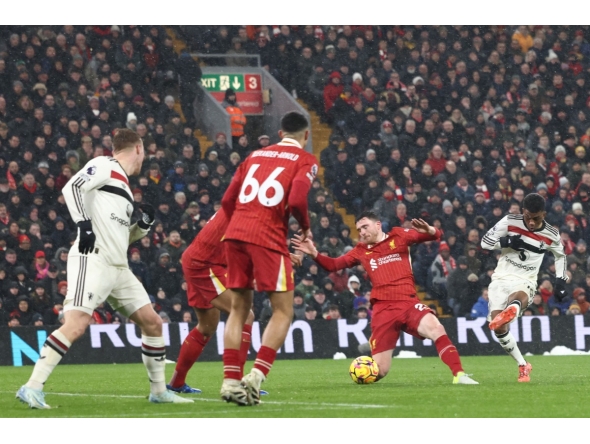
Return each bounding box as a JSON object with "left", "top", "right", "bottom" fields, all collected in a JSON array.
[{"left": 201, "top": 74, "right": 245, "bottom": 92}]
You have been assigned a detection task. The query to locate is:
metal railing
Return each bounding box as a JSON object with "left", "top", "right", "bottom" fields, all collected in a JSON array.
[
  {"left": 190, "top": 53, "right": 261, "bottom": 67},
  {"left": 260, "top": 70, "right": 313, "bottom": 153},
  {"left": 193, "top": 84, "right": 232, "bottom": 148}
]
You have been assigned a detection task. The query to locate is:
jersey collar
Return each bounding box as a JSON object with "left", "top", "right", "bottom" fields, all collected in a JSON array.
[
  {"left": 111, "top": 157, "right": 130, "bottom": 182},
  {"left": 278, "top": 138, "right": 302, "bottom": 148},
  {"left": 367, "top": 232, "right": 388, "bottom": 249}
]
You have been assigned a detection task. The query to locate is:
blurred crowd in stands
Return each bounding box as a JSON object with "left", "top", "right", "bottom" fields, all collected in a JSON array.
[{"left": 2, "top": 25, "right": 590, "bottom": 329}]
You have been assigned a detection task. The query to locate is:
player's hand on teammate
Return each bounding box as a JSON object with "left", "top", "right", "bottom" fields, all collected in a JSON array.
[
  {"left": 411, "top": 218, "right": 433, "bottom": 234},
  {"left": 553, "top": 278, "right": 568, "bottom": 302},
  {"left": 300, "top": 228, "right": 312, "bottom": 242},
  {"left": 290, "top": 252, "right": 303, "bottom": 268},
  {"left": 138, "top": 204, "right": 155, "bottom": 229},
  {"left": 77, "top": 220, "right": 96, "bottom": 254},
  {"left": 292, "top": 234, "right": 317, "bottom": 258},
  {"left": 499, "top": 234, "right": 526, "bottom": 251}
]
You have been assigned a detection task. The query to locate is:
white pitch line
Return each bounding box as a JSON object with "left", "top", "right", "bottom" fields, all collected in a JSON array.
[
  {"left": 63, "top": 406, "right": 378, "bottom": 418},
  {"left": 2, "top": 391, "right": 392, "bottom": 409}
]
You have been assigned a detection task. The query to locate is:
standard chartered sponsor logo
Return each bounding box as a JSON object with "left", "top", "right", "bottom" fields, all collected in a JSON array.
[
  {"left": 506, "top": 258, "right": 536, "bottom": 271},
  {"left": 370, "top": 254, "right": 402, "bottom": 271},
  {"left": 110, "top": 213, "right": 130, "bottom": 227},
  {"left": 377, "top": 253, "right": 401, "bottom": 265}
]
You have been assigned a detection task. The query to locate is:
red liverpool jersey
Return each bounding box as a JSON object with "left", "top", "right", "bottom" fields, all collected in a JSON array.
[
  {"left": 222, "top": 138, "right": 318, "bottom": 254},
  {"left": 314, "top": 227, "right": 441, "bottom": 301},
  {"left": 182, "top": 209, "right": 229, "bottom": 267}
]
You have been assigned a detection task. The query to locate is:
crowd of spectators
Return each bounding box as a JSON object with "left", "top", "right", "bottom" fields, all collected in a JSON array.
[{"left": 2, "top": 25, "right": 590, "bottom": 329}]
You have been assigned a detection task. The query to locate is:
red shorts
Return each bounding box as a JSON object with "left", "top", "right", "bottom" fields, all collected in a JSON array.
[
  {"left": 182, "top": 262, "right": 227, "bottom": 310},
  {"left": 224, "top": 240, "right": 294, "bottom": 292},
  {"left": 369, "top": 299, "right": 436, "bottom": 355}
]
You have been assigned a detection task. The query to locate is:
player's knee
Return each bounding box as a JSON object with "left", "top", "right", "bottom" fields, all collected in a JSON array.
[
  {"left": 431, "top": 323, "right": 447, "bottom": 340},
  {"left": 421, "top": 316, "right": 446, "bottom": 341},
  {"left": 146, "top": 313, "right": 163, "bottom": 336},
  {"left": 69, "top": 324, "right": 89, "bottom": 341}
]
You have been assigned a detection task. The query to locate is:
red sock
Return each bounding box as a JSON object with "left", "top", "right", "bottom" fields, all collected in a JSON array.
[
  {"left": 169, "top": 327, "right": 209, "bottom": 388},
  {"left": 239, "top": 324, "right": 252, "bottom": 373},
  {"left": 223, "top": 348, "right": 242, "bottom": 380},
  {"left": 253, "top": 346, "right": 277, "bottom": 377},
  {"left": 435, "top": 335, "right": 463, "bottom": 376}
]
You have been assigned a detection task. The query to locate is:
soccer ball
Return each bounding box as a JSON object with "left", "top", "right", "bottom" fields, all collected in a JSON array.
[{"left": 349, "top": 356, "right": 379, "bottom": 384}]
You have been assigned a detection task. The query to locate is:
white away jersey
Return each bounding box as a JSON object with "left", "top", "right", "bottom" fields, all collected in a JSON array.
[
  {"left": 62, "top": 156, "right": 148, "bottom": 268},
  {"left": 481, "top": 214, "right": 567, "bottom": 282}
]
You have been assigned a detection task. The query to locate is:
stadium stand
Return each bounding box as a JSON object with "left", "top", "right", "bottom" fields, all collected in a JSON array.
[{"left": 1, "top": 25, "right": 589, "bottom": 328}]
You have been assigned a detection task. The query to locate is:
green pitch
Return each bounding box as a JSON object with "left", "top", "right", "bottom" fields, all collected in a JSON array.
[{"left": 1, "top": 355, "right": 590, "bottom": 418}]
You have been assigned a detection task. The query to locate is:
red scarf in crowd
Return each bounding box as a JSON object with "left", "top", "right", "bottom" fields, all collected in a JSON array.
[{"left": 439, "top": 255, "right": 456, "bottom": 276}]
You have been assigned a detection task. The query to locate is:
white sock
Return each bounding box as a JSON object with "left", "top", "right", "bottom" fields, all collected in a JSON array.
[
  {"left": 508, "top": 300, "right": 522, "bottom": 316},
  {"left": 495, "top": 331, "right": 526, "bottom": 366},
  {"left": 27, "top": 330, "right": 71, "bottom": 391},
  {"left": 142, "top": 335, "right": 166, "bottom": 395}
]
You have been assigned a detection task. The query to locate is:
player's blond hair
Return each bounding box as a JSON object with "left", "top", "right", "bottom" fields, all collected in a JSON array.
[{"left": 113, "top": 128, "right": 141, "bottom": 153}]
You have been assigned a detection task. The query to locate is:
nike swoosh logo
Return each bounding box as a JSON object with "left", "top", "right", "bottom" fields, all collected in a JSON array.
[
  {"left": 365, "top": 251, "right": 373, "bottom": 255},
  {"left": 39, "top": 356, "right": 46, "bottom": 360}
]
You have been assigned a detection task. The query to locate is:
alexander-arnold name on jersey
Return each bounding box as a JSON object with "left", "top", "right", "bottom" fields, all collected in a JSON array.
[{"left": 251, "top": 150, "right": 299, "bottom": 161}]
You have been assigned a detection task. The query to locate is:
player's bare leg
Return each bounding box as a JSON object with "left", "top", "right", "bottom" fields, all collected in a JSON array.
[
  {"left": 241, "top": 289, "right": 294, "bottom": 405},
  {"left": 489, "top": 291, "right": 531, "bottom": 382},
  {"left": 221, "top": 288, "right": 253, "bottom": 405},
  {"left": 18, "top": 310, "right": 92, "bottom": 409},
  {"left": 167, "top": 307, "right": 219, "bottom": 394},
  {"left": 130, "top": 304, "right": 193, "bottom": 403},
  {"left": 417, "top": 313, "right": 478, "bottom": 384},
  {"left": 371, "top": 349, "right": 394, "bottom": 380},
  {"left": 169, "top": 292, "right": 255, "bottom": 393}
]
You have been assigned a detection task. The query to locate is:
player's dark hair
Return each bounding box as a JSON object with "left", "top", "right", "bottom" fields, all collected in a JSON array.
[
  {"left": 355, "top": 210, "right": 380, "bottom": 223},
  {"left": 113, "top": 128, "right": 141, "bottom": 153},
  {"left": 523, "top": 193, "right": 545, "bottom": 213},
  {"left": 280, "top": 112, "right": 309, "bottom": 133}
]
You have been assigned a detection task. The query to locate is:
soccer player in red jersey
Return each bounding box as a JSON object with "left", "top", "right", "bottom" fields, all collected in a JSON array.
[
  {"left": 165, "top": 209, "right": 254, "bottom": 394},
  {"left": 166, "top": 209, "right": 303, "bottom": 395},
  {"left": 220, "top": 112, "right": 318, "bottom": 405},
  {"left": 293, "top": 210, "right": 479, "bottom": 385}
]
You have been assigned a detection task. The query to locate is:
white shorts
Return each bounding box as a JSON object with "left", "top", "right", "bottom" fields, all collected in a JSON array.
[
  {"left": 63, "top": 253, "right": 150, "bottom": 318},
  {"left": 487, "top": 276, "right": 537, "bottom": 321}
]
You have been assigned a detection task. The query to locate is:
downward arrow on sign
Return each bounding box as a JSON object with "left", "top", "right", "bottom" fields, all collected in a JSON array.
[{"left": 232, "top": 77, "right": 241, "bottom": 89}]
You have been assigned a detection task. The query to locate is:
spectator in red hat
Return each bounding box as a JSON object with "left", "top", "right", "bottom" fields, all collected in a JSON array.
[
  {"left": 16, "top": 235, "right": 34, "bottom": 270},
  {"left": 32, "top": 250, "right": 50, "bottom": 281}
]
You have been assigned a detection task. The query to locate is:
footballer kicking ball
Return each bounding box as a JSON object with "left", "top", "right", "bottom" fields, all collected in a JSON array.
[{"left": 349, "top": 356, "right": 379, "bottom": 384}]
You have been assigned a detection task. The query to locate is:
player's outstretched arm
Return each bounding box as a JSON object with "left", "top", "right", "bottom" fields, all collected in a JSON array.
[
  {"left": 292, "top": 234, "right": 357, "bottom": 271},
  {"left": 292, "top": 234, "right": 318, "bottom": 257},
  {"left": 406, "top": 218, "right": 441, "bottom": 244}
]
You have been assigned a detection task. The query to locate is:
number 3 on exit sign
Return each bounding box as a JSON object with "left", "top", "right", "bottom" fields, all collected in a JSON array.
[{"left": 245, "top": 74, "right": 262, "bottom": 91}]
